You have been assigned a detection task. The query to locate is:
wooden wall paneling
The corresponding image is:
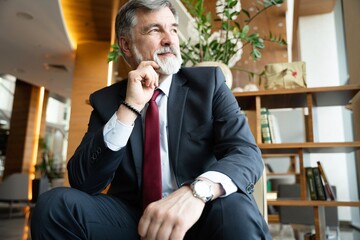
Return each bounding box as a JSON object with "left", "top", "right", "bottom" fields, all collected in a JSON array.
[
  {"left": 66, "top": 41, "right": 110, "bottom": 185},
  {"left": 22, "top": 87, "right": 41, "bottom": 174},
  {"left": 35, "top": 90, "right": 49, "bottom": 174},
  {"left": 4, "top": 80, "right": 32, "bottom": 177},
  {"left": 184, "top": 0, "right": 288, "bottom": 89},
  {"left": 292, "top": 0, "right": 301, "bottom": 61},
  {"left": 4, "top": 81, "right": 46, "bottom": 177},
  {"left": 232, "top": 0, "right": 288, "bottom": 88}
]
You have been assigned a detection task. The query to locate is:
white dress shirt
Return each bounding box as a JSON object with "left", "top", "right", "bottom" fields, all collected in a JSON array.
[{"left": 103, "top": 75, "right": 237, "bottom": 198}]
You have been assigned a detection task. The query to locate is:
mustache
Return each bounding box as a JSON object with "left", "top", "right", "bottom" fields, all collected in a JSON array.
[{"left": 154, "top": 46, "right": 179, "bottom": 56}]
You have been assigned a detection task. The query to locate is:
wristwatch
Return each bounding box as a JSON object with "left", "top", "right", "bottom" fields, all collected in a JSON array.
[{"left": 190, "top": 179, "right": 214, "bottom": 203}]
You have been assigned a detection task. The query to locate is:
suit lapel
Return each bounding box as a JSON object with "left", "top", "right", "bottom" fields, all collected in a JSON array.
[{"left": 168, "top": 73, "right": 188, "bottom": 173}]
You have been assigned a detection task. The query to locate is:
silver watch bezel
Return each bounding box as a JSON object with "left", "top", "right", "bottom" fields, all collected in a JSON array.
[{"left": 190, "top": 179, "right": 214, "bottom": 203}]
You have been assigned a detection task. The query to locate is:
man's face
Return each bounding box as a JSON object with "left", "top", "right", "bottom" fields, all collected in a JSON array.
[{"left": 129, "top": 7, "right": 182, "bottom": 75}]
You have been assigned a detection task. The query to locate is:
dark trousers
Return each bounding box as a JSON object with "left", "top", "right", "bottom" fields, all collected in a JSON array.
[{"left": 30, "top": 187, "right": 271, "bottom": 240}]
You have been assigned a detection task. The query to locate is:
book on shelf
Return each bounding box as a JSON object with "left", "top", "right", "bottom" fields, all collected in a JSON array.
[
  {"left": 312, "top": 167, "right": 327, "bottom": 200},
  {"left": 260, "top": 108, "right": 272, "bottom": 143},
  {"left": 305, "top": 167, "right": 318, "bottom": 200},
  {"left": 267, "top": 112, "right": 282, "bottom": 143},
  {"left": 265, "top": 163, "right": 274, "bottom": 173},
  {"left": 317, "top": 161, "right": 336, "bottom": 200}
]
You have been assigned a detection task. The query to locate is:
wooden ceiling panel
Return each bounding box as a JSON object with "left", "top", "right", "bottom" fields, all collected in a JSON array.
[{"left": 61, "top": 0, "right": 123, "bottom": 43}]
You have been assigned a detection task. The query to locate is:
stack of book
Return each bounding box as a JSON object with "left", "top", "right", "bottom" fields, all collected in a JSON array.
[
  {"left": 260, "top": 108, "right": 281, "bottom": 144},
  {"left": 305, "top": 161, "right": 336, "bottom": 200}
]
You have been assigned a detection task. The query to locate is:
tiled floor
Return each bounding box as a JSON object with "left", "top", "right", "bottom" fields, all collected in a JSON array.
[
  {"left": 0, "top": 206, "right": 31, "bottom": 240},
  {"left": 1, "top": 206, "right": 359, "bottom": 240}
]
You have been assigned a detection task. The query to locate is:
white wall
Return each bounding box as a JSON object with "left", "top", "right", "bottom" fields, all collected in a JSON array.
[{"left": 299, "top": 0, "right": 359, "bottom": 224}]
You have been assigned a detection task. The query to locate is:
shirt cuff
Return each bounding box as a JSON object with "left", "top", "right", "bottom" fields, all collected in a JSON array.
[
  {"left": 199, "top": 171, "right": 238, "bottom": 197},
  {"left": 103, "top": 113, "right": 134, "bottom": 151}
]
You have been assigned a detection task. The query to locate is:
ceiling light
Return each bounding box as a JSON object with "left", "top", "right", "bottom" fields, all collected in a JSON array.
[
  {"left": 43, "top": 63, "right": 69, "bottom": 72},
  {"left": 16, "top": 11, "right": 34, "bottom": 21}
]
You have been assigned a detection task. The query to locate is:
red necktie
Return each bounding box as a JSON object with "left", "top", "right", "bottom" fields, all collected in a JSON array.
[{"left": 142, "top": 89, "right": 162, "bottom": 208}]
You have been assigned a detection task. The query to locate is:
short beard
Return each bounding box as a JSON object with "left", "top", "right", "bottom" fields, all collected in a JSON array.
[{"left": 132, "top": 45, "right": 182, "bottom": 75}]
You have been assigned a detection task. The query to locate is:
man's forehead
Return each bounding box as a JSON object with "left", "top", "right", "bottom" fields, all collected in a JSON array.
[{"left": 135, "top": 7, "right": 177, "bottom": 25}]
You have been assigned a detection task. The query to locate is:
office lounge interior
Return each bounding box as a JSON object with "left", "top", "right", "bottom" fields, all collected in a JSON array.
[{"left": 0, "top": 0, "right": 360, "bottom": 239}]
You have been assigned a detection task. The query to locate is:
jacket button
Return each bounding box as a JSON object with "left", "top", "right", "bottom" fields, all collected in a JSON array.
[
  {"left": 246, "top": 183, "right": 254, "bottom": 194},
  {"left": 96, "top": 147, "right": 101, "bottom": 154}
]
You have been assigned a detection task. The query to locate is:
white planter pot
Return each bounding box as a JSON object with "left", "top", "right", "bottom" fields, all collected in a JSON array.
[{"left": 195, "top": 61, "right": 233, "bottom": 89}]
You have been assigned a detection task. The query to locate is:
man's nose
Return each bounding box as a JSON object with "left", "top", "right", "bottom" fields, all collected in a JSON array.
[{"left": 161, "top": 31, "right": 175, "bottom": 46}]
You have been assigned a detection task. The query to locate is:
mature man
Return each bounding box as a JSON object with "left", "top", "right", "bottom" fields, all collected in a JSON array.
[{"left": 31, "top": 0, "right": 271, "bottom": 239}]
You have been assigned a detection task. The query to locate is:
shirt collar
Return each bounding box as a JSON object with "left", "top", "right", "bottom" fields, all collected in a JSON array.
[{"left": 157, "top": 74, "right": 172, "bottom": 97}]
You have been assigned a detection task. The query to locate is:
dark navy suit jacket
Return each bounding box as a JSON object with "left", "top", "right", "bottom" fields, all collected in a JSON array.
[{"left": 67, "top": 67, "right": 263, "bottom": 207}]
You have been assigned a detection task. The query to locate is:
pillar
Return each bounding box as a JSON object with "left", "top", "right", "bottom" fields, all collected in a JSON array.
[
  {"left": 4, "top": 80, "right": 48, "bottom": 178},
  {"left": 65, "top": 41, "right": 110, "bottom": 185}
]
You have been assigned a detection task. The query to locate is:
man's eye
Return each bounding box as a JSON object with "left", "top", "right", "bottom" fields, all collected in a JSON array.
[
  {"left": 149, "top": 28, "right": 160, "bottom": 33},
  {"left": 171, "top": 29, "right": 178, "bottom": 34}
]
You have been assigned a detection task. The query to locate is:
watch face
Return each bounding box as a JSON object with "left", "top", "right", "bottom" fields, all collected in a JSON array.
[{"left": 194, "top": 180, "right": 211, "bottom": 197}]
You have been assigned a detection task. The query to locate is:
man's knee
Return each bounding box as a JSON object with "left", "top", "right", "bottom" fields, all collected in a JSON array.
[
  {"left": 187, "top": 192, "right": 271, "bottom": 239},
  {"left": 219, "top": 193, "right": 271, "bottom": 239},
  {"left": 36, "top": 187, "right": 82, "bottom": 210}
]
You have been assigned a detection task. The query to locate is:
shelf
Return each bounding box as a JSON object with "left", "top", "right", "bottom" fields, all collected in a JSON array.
[
  {"left": 262, "top": 153, "right": 298, "bottom": 158},
  {"left": 267, "top": 172, "right": 297, "bottom": 176},
  {"left": 234, "top": 85, "right": 360, "bottom": 110},
  {"left": 268, "top": 200, "right": 360, "bottom": 207},
  {"left": 258, "top": 141, "right": 360, "bottom": 154},
  {"left": 268, "top": 214, "right": 280, "bottom": 223}
]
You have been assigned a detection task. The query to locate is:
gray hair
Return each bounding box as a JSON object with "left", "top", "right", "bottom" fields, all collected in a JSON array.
[{"left": 115, "top": 0, "right": 178, "bottom": 41}]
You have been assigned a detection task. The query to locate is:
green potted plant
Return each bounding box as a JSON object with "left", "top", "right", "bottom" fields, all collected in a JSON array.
[
  {"left": 34, "top": 138, "right": 64, "bottom": 186},
  {"left": 180, "top": 0, "right": 286, "bottom": 89}
]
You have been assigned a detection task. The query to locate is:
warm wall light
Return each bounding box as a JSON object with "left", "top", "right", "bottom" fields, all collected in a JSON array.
[
  {"left": 59, "top": 1, "right": 77, "bottom": 49},
  {"left": 107, "top": 61, "right": 113, "bottom": 86},
  {"left": 29, "top": 87, "right": 45, "bottom": 200}
]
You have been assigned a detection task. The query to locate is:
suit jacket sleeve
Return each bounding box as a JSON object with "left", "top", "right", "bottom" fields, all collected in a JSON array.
[
  {"left": 67, "top": 81, "right": 127, "bottom": 194},
  {"left": 174, "top": 67, "right": 263, "bottom": 197}
]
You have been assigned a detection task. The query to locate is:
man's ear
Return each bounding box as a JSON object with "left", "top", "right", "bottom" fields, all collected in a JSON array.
[{"left": 119, "top": 37, "right": 132, "bottom": 58}]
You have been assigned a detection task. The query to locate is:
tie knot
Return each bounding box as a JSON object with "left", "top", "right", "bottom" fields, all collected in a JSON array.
[{"left": 151, "top": 89, "right": 162, "bottom": 102}]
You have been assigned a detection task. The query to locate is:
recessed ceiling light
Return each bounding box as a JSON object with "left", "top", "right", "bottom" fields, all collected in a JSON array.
[
  {"left": 16, "top": 11, "right": 34, "bottom": 20},
  {"left": 43, "top": 63, "right": 69, "bottom": 72}
]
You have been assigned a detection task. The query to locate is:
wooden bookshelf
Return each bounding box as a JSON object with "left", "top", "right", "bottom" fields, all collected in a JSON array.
[
  {"left": 268, "top": 199, "right": 360, "bottom": 207},
  {"left": 234, "top": 85, "right": 360, "bottom": 240},
  {"left": 259, "top": 141, "right": 360, "bottom": 154}
]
